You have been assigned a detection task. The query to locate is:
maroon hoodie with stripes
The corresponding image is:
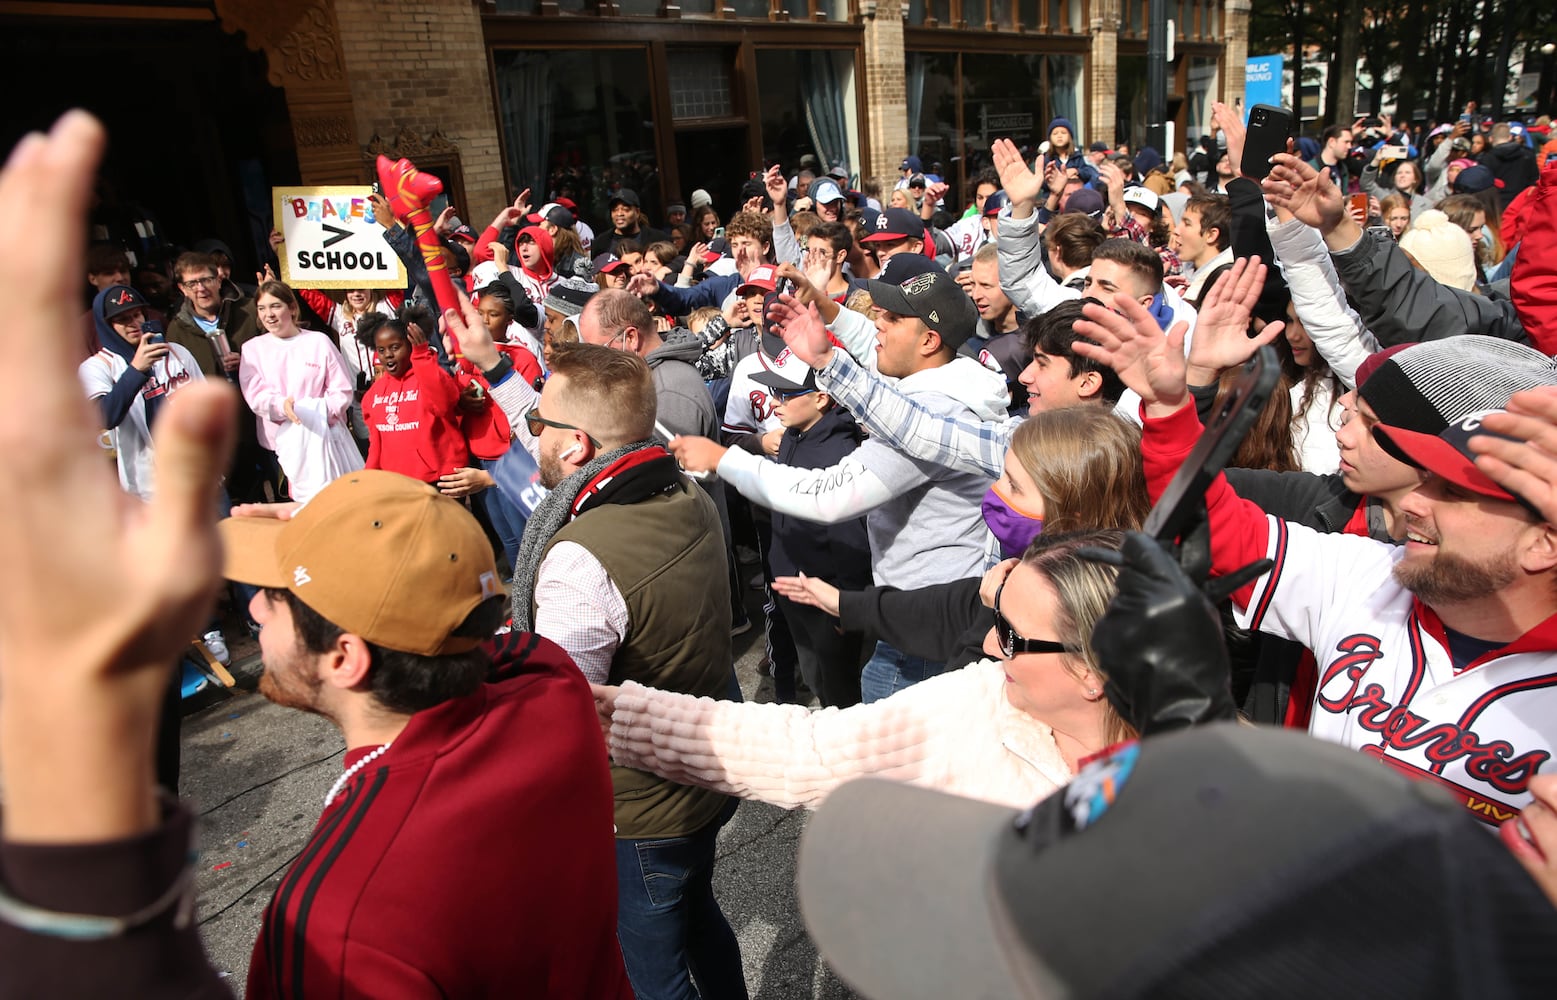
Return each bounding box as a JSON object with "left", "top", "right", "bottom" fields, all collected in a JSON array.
[{"left": 246, "top": 630, "right": 631, "bottom": 999}]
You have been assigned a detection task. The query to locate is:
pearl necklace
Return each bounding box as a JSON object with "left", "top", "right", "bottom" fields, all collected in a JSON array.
[{"left": 323, "top": 741, "right": 393, "bottom": 809}]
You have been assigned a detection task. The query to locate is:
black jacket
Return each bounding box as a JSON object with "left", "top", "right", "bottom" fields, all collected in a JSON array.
[
  {"left": 768, "top": 408, "right": 873, "bottom": 590},
  {"left": 1329, "top": 227, "right": 1526, "bottom": 346},
  {"left": 1486, "top": 141, "right": 1539, "bottom": 209},
  {"left": 838, "top": 576, "right": 986, "bottom": 669}
]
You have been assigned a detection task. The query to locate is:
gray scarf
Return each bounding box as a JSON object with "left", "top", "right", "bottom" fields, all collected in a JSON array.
[{"left": 509, "top": 440, "right": 657, "bottom": 632}]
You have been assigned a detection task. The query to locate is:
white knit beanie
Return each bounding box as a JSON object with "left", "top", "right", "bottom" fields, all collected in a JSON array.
[
  {"left": 1399, "top": 210, "right": 1476, "bottom": 291},
  {"left": 690, "top": 189, "right": 713, "bottom": 210}
]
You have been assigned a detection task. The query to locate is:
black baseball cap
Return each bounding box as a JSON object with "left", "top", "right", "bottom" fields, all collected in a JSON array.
[
  {"left": 101, "top": 284, "right": 148, "bottom": 322},
  {"left": 860, "top": 207, "right": 925, "bottom": 244},
  {"left": 609, "top": 189, "right": 641, "bottom": 208},
  {"left": 865, "top": 255, "right": 977, "bottom": 350},
  {"left": 799, "top": 725, "right": 1557, "bottom": 1000}
]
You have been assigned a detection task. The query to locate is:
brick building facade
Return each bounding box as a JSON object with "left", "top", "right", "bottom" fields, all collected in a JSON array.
[{"left": 7, "top": 0, "right": 1247, "bottom": 246}]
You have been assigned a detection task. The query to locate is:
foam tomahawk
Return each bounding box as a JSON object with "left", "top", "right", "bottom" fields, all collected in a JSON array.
[{"left": 375, "top": 155, "right": 462, "bottom": 348}]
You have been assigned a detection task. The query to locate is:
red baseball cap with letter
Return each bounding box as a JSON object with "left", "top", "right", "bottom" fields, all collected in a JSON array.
[
  {"left": 737, "top": 263, "right": 779, "bottom": 296},
  {"left": 1374, "top": 409, "right": 1534, "bottom": 510}
]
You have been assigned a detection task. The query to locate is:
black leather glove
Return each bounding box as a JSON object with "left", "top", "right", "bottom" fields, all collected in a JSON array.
[{"left": 1083, "top": 532, "right": 1239, "bottom": 736}]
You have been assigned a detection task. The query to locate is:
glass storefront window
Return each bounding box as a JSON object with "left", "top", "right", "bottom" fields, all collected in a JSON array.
[
  {"left": 729, "top": 0, "right": 768, "bottom": 17},
  {"left": 756, "top": 48, "right": 861, "bottom": 181},
  {"left": 492, "top": 48, "right": 662, "bottom": 225},
  {"left": 680, "top": 0, "right": 715, "bottom": 14},
  {"left": 493, "top": 0, "right": 540, "bottom": 12},
  {"left": 906, "top": 51, "right": 1084, "bottom": 206},
  {"left": 1185, "top": 56, "right": 1220, "bottom": 148},
  {"left": 667, "top": 48, "right": 734, "bottom": 120},
  {"left": 931, "top": 0, "right": 952, "bottom": 24},
  {"left": 619, "top": 0, "right": 660, "bottom": 14}
]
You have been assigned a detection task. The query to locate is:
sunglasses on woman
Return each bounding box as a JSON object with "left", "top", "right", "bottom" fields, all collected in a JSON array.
[{"left": 993, "top": 578, "right": 1079, "bottom": 659}]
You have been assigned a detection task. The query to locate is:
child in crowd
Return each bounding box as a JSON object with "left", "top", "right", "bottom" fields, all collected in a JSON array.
[
  {"left": 355, "top": 314, "right": 469, "bottom": 485},
  {"left": 753, "top": 364, "right": 872, "bottom": 708}
]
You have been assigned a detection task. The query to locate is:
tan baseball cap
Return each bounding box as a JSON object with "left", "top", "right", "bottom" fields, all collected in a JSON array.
[{"left": 221, "top": 471, "right": 504, "bottom": 656}]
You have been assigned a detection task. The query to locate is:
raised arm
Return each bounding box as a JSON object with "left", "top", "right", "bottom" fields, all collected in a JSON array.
[
  {"left": 596, "top": 669, "right": 979, "bottom": 810},
  {"left": 764, "top": 294, "right": 1011, "bottom": 478},
  {"left": 1266, "top": 217, "right": 1378, "bottom": 388}
]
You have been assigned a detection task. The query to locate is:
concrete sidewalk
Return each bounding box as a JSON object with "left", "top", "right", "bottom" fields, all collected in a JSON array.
[{"left": 182, "top": 616, "right": 856, "bottom": 998}]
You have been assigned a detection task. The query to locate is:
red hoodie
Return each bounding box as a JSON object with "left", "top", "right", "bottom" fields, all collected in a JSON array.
[{"left": 361, "top": 343, "right": 468, "bottom": 482}]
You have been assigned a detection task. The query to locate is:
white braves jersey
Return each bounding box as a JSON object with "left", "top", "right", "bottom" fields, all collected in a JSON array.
[
  {"left": 1236, "top": 516, "right": 1557, "bottom": 827},
  {"left": 943, "top": 216, "right": 989, "bottom": 265},
  {"left": 721, "top": 349, "right": 782, "bottom": 438}
]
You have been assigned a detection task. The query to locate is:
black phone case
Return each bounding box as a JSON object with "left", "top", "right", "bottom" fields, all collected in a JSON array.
[
  {"left": 1241, "top": 104, "right": 1294, "bottom": 181},
  {"left": 1145, "top": 345, "right": 1281, "bottom": 543}
]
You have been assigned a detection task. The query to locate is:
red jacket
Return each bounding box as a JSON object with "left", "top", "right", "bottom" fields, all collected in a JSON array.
[
  {"left": 247, "top": 631, "right": 633, "bottom": 999},
  {"left": 362, "top": 344, "right": 467, "bottom": 482},
  {"left": 1511, "top": 158, "right": 1557, "bottom": 354}
]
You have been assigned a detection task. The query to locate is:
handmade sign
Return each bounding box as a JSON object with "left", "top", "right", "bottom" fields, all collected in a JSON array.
[{"left": 275, "top": 187, "right": 406, "bottom": 289}]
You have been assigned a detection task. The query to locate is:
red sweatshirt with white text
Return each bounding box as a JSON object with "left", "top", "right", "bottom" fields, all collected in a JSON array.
[{"left": 362, "top": 343, "right": 467, "bottom": 482}]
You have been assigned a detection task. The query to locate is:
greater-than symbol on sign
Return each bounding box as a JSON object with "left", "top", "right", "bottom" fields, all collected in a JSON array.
[{"left": 322, "top": 223, "right": 352, "bottom": 249}]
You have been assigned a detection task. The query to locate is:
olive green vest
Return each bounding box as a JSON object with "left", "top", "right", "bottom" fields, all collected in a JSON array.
[{"left": 541, "top": 479, "right": 734, "bottom": 839}]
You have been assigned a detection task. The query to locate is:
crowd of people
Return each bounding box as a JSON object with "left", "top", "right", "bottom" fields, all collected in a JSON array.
[{"left": 7, "top": 92, "right": 1557, "bottom": 997}]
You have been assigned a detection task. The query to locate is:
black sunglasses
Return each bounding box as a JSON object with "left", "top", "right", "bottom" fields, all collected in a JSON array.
[
  {"left": 524, "top": 407, "right": 599, "bottom": 447},
  {"left": 993, "top": 578, "right": 1078, "bottom": 659}
]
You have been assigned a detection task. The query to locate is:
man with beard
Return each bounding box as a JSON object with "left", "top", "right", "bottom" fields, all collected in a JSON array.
[
  {"left": 441, "top": 301, "right": 749, "bottom": 1000},
  {"left": 219, "top": 472, "right": 632, "bottom": 997},
  {"left": 1076, "top": 273, "right": 1557, "bottom": 832}
]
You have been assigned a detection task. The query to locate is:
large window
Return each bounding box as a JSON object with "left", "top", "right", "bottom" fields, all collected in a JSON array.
[
  {"left": 756, "top": 49, "right": 862, "bottom": 183},
  {"left": 491, "top": 49, "right": 661, "bottom": 223},
  {"left": 907, "top": 51, "right": 1084, "bottom": 204}
]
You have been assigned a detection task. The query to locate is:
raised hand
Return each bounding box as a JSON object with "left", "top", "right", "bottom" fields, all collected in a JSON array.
[
  {"left": 992, "top": 138, "right": 1044, "bottom": 210},
  {"left": 764, "top": 164, "right": 789, "bottom": 215},
  {"left": 1263, "top": 153, "right": 1345, "bottom": 237},
  {"left": 1469, "top": 387, "right": 1557, "bottom": 525},
  {"left": 441, "top": 286, "right": 496, "bottom": 368},
  {"left": 0, "top": 112, "right": 237, "bottom": 842},
  {"left": 1183, "top": 256, "right": 1285, "bottom": 384},
  {"left": 771, "top": 573, "right": 842, "bottom": 617},
  {"left": 268, "top": 228, "right": 285, "bottom": 252},
  {"left": 1071, "top": 293, "right": 1190, "bottom": 416},
  {"left": 1504, "top": 773, "right": 1557, "bottom": 909},
  {"left": 433, "top": 205, "right": 457, "bottom": 236},
  {"left": 1211, "top": 101, "right": 1248, "bottom": 177},
  {"left": 666, "top": 434, "right": 728, "bottom": 473},
  {"left": 368, "top": 192, "right": 397, "bottom": 229},
  {"left": 742, "top": 196, "right": 765, "bottom": 215},
  {"left": 626, "top": 272, "right": 660, "bottom": 299},
  {"left": 491, "top": 241, "right": 511, "bottom": 270},
  {"left": 765, "top": 292, "right": 833, "bottom": 368}
]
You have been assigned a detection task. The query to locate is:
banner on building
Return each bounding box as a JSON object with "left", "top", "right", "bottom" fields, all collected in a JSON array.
[
  {"left": 275, "top": 187, "right": 407, "bottom": 289},
  {"left": 1244, "top": 55, "right": 1285, "bottom": 114}
]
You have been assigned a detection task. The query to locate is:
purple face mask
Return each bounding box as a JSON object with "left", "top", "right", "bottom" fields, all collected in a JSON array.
[{"left": 982, "top": 486, "right": 1045, "bottom": 559}]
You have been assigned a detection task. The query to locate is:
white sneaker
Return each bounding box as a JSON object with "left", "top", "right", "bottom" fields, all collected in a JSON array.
[{"left": 202, "top": 629, "right": 231, "bottom": 665}]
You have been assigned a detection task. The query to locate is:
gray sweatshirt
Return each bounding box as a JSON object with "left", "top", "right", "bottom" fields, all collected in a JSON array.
[{"left": 717, "top": 354, "right": 1008, "bottom": 589}]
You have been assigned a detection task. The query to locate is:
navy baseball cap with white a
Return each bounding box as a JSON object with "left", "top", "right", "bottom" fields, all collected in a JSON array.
[{"left": 861, "top": 208, "right": 925, "bottom": 244}]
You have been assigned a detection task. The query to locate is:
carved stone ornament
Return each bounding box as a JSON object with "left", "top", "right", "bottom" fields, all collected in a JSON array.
[
  {"left": 364, "top": 127, "right": 462, "bottom": 161},
  {"left": 294, "top": 116, "right": 355, "bottom": 148},
  {"left": 214, "top": 0, "right": 346, "bottom": 87}
]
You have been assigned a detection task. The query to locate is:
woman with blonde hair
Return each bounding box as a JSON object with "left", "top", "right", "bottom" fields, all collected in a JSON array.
[{"left": 593, "top": 529, "right": 1139, "bottom": 810}]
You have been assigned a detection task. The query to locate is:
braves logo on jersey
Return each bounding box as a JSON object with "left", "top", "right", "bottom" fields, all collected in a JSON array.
[
  {"left": 1312, "top": 629, "right": 1557, "bottom": 825},
  {"left": 747, "top": 390, "right": 777, "bottom": 423}
]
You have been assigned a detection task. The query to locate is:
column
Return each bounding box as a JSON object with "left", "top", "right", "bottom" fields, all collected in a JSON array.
[
  {"left": 1088, "top": 0, "right": 1121, "bottom": 147},
  {"left": 861, "top": 0, "right": 908, "bottom": 194},
  {"left": 1223, "top": 0, "right": 1251, "bottom": 106}
]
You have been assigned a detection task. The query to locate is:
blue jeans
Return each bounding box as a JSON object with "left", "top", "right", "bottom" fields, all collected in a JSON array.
[
  {"left": 860, "top": 639, "right": 947, "bottom": 703},
  {"left": 615, "top": 798, "right": 748, "bottom": 1000},
  {"left": 477, "top": 457, "right": 527, "bottom": 571}
]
